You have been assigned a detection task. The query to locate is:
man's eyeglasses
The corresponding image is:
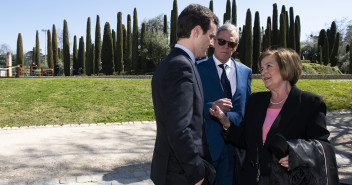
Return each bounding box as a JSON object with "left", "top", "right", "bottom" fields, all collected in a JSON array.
[{"left": 217, "top": 38, "right": 238, "bottom": 49}]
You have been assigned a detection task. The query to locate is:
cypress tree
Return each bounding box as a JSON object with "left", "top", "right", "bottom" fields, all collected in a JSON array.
[
  {"left": 318, "top": 29, "right": 326, "bottom": 49},
  {"left": 208, "top": 1, "right": 214, "bottom": 57},
  {"left": 350, "top": 40, "right": 352, "bottom": 74},
  {"left": 328, "top": 21, "right": 337, "bottom": 57},
  {"left": 279, "top": 13, "right": 287, "bottom": 48},
  {"left": 272, "top": 3, "right": 279, "bottom": 47},
  {"left": 132, "top": 8, "right": 139, "bottom": 73},
  {"left": 95, "top": 15, "right": 102, "bottom": 74},
  {"left": 319, "top": 46, "right": 323, "bottom": 64},
  {"left": 224, "top": 0, "right": 231, "bottom": 23},
  {"left": 140, "top": 22, "right": 147, "bottom": 73},
  {"left": 237, "top": 26, "right": 245, "bottom": 62},
  {"left": 58, "top": 48, "right": 61, "bottom": 59},
  {"left": 63, "top": 20, "right": 70, "bottom": 76},
  {"left": 289, "top": 7, "right": 295, "bottom": 50},
  {"left": 91, "top": 44, "right": 95, "bottom": 74},
  {"left": 346, "top": 44, "right": 349, "bottom": 54},
  {"left": 117, "top": 12, "right": 124, "bottom": 74},
  {"left": 244, "top": 9, "right": 253, "bottom": 68},
  {"left": 295, "top": 16, "right": 301, "bottom": 56},
  {"left": 209, "top": 0, "right": 213, "bottom": 12},
  {"left": 86, "top": 17, "right": 92, "bottom": 75},
  {"left": 35, "top": 30, "right": 40, "bottom": 66},
  {"left": 323, "top": 32, "right": 330, "bottom": 65},
  {"left": 32, "top": 47, "right": 36, "bottom": 65},
  {"left": 163, "top": 14, "right": 168, "bottom": 35},
  {"left": 127, "top": 14, "right": 132, "bottom": 72},
  {"left": 264, "top": 22, "right": 271, "bottom": 51},
  {"left": 285, "top": 11, "right": 290, "bottom": 49},
  {"left": 101, "top": 22, "right": 114, "bottom": 75},
  {"left": 330, "top": 32, "right": 340, "bottom": 67},
  {"left": 47, "top": 30, "right": 54, "bottom": 68},
  {"left": 112, "top": 29, "right": 117, "bottom": 72},
  {"left": 232, "top": 0, "right": 237, "bottom": 26},
  {"left": 16, "top": 33, "right": 24, "bottom": 66},
  {"left": 253, "top": 11, "right": 261, "bottom": 74},
  {"left": 52, "top": 24, "right": 59, "bottom": 66},
  {"left": 78, "top": 36, "right": 85, "bottom": 74},
  {"left": 170, "top": 0, "right": 178, "bottom": 48},
  {"left": 73, "top": 35, "right": 78, "bottom": 74},
  {"left": 123, "top": 24, "right": 127, "bottom": 72}
]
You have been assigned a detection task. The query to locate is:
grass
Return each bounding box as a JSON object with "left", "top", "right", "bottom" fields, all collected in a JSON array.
[{"left": 0, "top": 78, "right": 351, "bottom": 127}]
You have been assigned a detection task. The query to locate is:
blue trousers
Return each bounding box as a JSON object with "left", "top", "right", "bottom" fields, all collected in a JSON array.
[{"left": 212, "top": 144, "right": 235, "bottom": 185}]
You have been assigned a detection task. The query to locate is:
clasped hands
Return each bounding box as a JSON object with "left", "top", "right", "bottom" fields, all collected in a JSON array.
[{"left": 209, "top": 98, "right": 232, "bottom": 129}]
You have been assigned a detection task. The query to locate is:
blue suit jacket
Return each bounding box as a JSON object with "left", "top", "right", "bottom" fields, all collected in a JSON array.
[{"left": 197, "top": 56, "right": 252, "bottom": 160}]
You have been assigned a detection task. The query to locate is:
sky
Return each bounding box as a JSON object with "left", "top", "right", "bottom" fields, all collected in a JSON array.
[{"left": 1, "top": 0, "right": 351, "bottom": 54}]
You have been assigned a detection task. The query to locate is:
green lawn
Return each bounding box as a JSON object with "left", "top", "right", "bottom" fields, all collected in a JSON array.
[{"left": 0, "top": 78, "right": 351, "bottom": 127}]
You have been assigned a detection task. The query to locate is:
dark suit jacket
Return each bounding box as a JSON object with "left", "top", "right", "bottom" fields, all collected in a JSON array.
[
  {"left": 197, "top": 56, "right": 252, "bottom": 160},
  {"left": 151, "top": 47, "right": 215, "bottom": 185},
  {"left": 223, "top": 85, "right": 330, "bottom": 185}
]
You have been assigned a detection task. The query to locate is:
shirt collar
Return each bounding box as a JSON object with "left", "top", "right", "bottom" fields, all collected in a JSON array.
[
  {"left": 175, "top": 44, "right": 196, "bottom": 64},
  {"left": 213, "top": 55, "right": 233, "bottom": 69}
]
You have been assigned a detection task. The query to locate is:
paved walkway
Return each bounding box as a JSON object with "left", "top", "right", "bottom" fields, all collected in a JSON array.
[{"left": 0, "top": 112, "right": 351, "bottom": 185}]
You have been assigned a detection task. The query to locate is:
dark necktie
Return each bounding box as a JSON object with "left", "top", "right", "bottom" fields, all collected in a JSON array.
[{"left": 218, "top": 64, "right": 232, "bottom": 99}]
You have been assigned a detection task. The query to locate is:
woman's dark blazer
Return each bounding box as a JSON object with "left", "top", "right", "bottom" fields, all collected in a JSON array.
[{"left": 223, "top": 85, "right": 331, "bottom": 185}]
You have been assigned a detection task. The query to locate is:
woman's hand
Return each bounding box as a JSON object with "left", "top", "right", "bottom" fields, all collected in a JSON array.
[
  {"left": 209, "top": 105, "right": 231, "bottom": 129},
  {"left": 279, "top": 155, "right": 289, "bottom": 168}
]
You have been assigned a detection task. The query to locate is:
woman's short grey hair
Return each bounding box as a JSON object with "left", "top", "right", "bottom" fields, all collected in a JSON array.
[{"left": 216, "top": 21, "right": 239, "bottom": 43}]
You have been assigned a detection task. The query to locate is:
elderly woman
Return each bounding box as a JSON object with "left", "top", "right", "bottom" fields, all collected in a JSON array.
[{"left": 210, "top": 48, "right": 339, "bottom": 185}]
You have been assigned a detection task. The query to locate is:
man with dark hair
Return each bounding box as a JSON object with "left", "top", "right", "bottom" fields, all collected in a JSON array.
[{"left": 151, "top": 4, "right": 218, "bottom": 185}]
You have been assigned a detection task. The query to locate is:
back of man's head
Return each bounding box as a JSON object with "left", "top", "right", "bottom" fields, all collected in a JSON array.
[{"left": 176, "top": 4, "right": 218, "bottom": 40}]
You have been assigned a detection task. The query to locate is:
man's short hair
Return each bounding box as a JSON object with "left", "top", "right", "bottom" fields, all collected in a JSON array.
[
  {"left": 216, "top": 22, "right": 239, "bottom": 43},
  {"left": 177, "top": 4, "right": 219, "bottom": 40}
]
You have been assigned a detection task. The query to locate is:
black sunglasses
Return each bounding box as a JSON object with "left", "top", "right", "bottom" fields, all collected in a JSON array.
[{"left": 217, "top": 38, "right": 238, "bottom": 48}]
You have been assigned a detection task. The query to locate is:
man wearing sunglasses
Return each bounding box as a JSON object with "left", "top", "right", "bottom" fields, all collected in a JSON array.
[{"left": 197, "top": 22, "right": 252, "bottom": 185}]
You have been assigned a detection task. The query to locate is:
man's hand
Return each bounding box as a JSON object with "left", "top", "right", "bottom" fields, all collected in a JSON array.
[
  {"left": 195, "top": 178, "right": 204, "bottom": 185},
  {"left": 212, "top": 98, "right": 233, "bottom": 114}
]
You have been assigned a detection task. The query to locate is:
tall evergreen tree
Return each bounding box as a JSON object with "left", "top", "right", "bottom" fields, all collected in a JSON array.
[
  {"left": 328, "top": 21, "right": 337, "bottom": 57},
  {"left": 350, "top": 40, "right": 352, "bottom": 74},
  {"left": 117, "top": 12, "right": 124, "bottom": 73},
  {"left": 140, "top": 22, "right": 147, "bottom": 73},
  {"left": 52, "top": 24, "right": 59, "bottom": 66},
  {"left": 285, "top": 11, "right": 290, "bottom": 49},
  {"left": 78, "top": 36, "right": 85, "bottom": 74},
  {"left": 35, "top": 30, "right": 40, "bottom": 66},
  {"left": 126, "top": 14, "right": 132, "bottom": 72},
  {"left": 73, "top": 35, "right": 78, "bottom": 74},
  {"left": 132, "top": 8, "right": 139, "bottom": 73},
  {"left": 209, "top": 0, "right": 213, "bottom": 12},
  {"left": 279, "top": 13, "right": 287, "bottom": 48},
  {"left": 224, "top": 0, "right": 231, "bottom": 23},
  {"left": 295, "top": 16, "right": 301, "bottom": 56},
  {"left": 47, "top": 30, "right": 54, "bottom": 68},
  {"left": 32, "top": 47, "right": 36, "bottom": 64},
  {"left": 330, "top": 32, "right": 340, "bottom": 67},
  {"left": 170, "top": 0, "right": 178, "bottom": 48},
  {"left": 319, "top": 46, "right": 323, "bottom": 64},
  {"left": 323, "top": 32, "right": 330, "bottom": 65},
  {"left": 86, "top": 17, "right": 92, "bottom": 75},
  {"left": 318, "top": 29, "right": 326, "bottom": 49},
  {"left": 346, "top": 45, "right": 349, "bottom": 54},
  {"left": 208, "top": 0, "right": 214, "bottom": 57},
  {"left": 263, "top": 21, "right": 271, "bottom": 51},
  {"left": 122, "top": 24, "right": 127, "bottom": 72},
  {"left": 253, "top": 11, "right": 261, "bottom": 74},
  {"left": 112, "top": 29, "right": 117, "bottom": 72},
  {"left": 163, "top": 15, "right": 168, "bottom": 35},
  {"left": 244, "top": 9, "right": 253, "bottom": 68},
  {"left": 95, "top": 15, "right": 102, "bottom": 74},
  {"left": 91, "top": 44, "right": 95, "bottom": 74},
  {"left": 16, "top": 33, "right": 24, "bottom": 66},
  {"left": 63, "top": 20, "right": 70, "bottom": 76},
  {"left": 231, "top": 0, "right": 237, "bottom": 26},
  {"left": 289, "top": 7, "right": 295, "bottom": 50},
  {"left": 271, "top": 3, "right": 279, "bottom": 47},
  {"left": 101, "top": 22, "right": 114, "bottom": 75}
]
